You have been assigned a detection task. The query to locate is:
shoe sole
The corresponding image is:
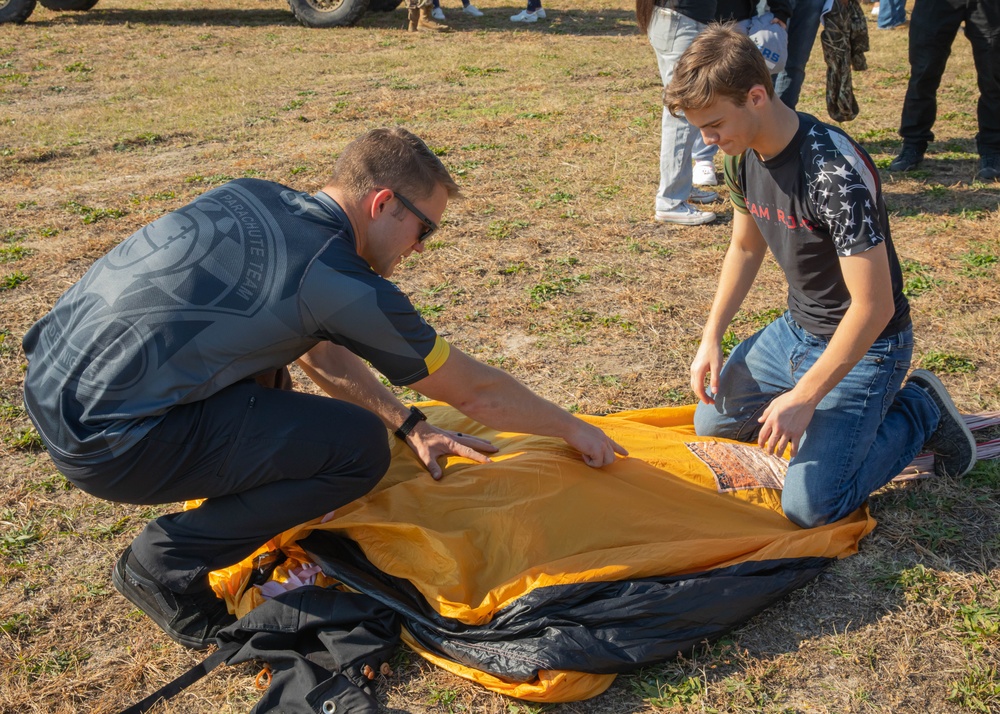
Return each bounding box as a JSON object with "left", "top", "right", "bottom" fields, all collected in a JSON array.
[
  {"left": 888, "top": 157, "right": 922, "bottom": 172},
  {"left": 112, "top": 553, "right": 212, "bottom": 650},
  {"left": 688, "top": 193, "right": 718, "bottom": 205},
  {"left": 908, "top": 369, "right": 977, "bottom": 478},
  {"left": 654, "top": 213, "right": 716, "bottom": 226}
]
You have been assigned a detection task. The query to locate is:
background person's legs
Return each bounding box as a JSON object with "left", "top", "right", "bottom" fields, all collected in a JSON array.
[
  {"left": 648, "top": 8, "right": 705, "bottom": 214},
  {"left": 877, "top": 0, "right": 907, "bottom": 28},
  {"left": 776, "top": 0, "right": 825, "bottom": 109},
  {"left": 964, "top": 0, "right": 1000, "bottom": 161},
  {"left": 897, "top": 0, "right": 964, "bottom": 155}
]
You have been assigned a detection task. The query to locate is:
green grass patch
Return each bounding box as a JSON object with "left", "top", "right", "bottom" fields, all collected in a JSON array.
[
  {"left": 459, "top": 65, "right": 506, "bottom": 77},
  {"left": 920, "top": 352, "right": 976, "bottom": 374},
  {"left": 64, "top": 200, "right": 127, "bottom": 224},
  {"left": 529, "top": 274, "right": 590, "bottom": 305},
  {"left": 955, "top": 604, "right": 1000, "bottom": 644},
  {"left": 486, "top": 219, "right": 529, "bottom": 240},
  {"left": 959, "top": 249, "right": 998, "bottom": 277},
  {"left": 0, "top": 244, "right": 31, "bottom": 263},
  {"left": 947, "top": 664, "right": 1000, "bottom": 713},
  {"left": 18, "top": 649, "right": 91, "bottom": 682},
  {"left": 721, "top": 329, "right": 740, "bottom": 357},
  {"left": 0, "top": 271, "right": 29, "bottom": 291},
  {"left": 631, "top": 669, "right": 705, "bottom": 707},
  {"left": 6, "top": 427, "right": 44, "bottom": 451},
  {"left": 0, "top": 522, "right": 41, "bottom": 558}
]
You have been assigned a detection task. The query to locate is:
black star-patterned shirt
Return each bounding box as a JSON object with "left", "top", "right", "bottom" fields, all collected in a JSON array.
[
  {"left": 724, "top": 112, "right": 910, "bottom": 338},
  {"left": 22, "top": 180, "right": 449, "bottom": 463}
]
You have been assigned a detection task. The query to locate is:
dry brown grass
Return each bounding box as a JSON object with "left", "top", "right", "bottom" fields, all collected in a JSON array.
[{"left": 2, "top": 0, "right": 999, "bottom": 712}]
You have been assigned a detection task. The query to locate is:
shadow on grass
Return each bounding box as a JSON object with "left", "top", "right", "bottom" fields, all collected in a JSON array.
[
  {"left": 880, "top": 181, "right": 1000, "bottom": 217},
  {"left": 32, "top": 5, "right": 641, "bottom": 35}
]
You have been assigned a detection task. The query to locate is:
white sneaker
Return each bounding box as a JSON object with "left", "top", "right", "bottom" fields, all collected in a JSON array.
[
  {"left": 510, "top": 9, "right": 538, "bottom": 21},
  {"left": 688, "top": 187, "right": 718, "bottom": 204},
  {"left": 871, "top": 3, "right": 879, "bottom": 15},
  {"left": 462, "top": 3, "right": 483, "bottom": 15},
  {"left": 692, "top": 161, "right": 718, "bottom": 187},
  {"left": 655, "top": 202, "right": 716, "bottom": 226},
  {"left": 535, "top": 7, "right": 545, "bottom": 17},
  {"left": 431, "top": 7, "right": 445, "bottom": 19}
]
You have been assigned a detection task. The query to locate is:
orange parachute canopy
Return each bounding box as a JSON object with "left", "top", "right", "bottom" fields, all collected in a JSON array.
[{"left": 204, "top": 404, "right": 874, "bottom": 702}]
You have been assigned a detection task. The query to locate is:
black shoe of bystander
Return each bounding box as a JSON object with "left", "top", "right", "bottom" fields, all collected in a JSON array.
[
  {"left": 976, "top": 155, "right": 1000, "bottom": 181},
  {"left": 888, "top": 146, "right": 923, "bottom": 172}
]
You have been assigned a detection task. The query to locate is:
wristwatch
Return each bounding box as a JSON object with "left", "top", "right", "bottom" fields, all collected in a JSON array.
[{"left": 393, "top": 406, "right": 427, "bottom": 440}]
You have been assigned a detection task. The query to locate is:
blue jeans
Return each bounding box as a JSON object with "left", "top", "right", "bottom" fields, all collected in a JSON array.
[
  {"left": 692, "top": 134, "right": 717, "bottom": 165},
  {"left": 694, "top": 313, "right": 939, "bottom": 528},
  {"left": 775, "top": 0, "right": 825, "bottom": 109},
  {"left": 648, "top": 7, "right": 705, "bottom": 212},
  {"left": 878, "top": 0, "right": 907, "bottom": 28}
]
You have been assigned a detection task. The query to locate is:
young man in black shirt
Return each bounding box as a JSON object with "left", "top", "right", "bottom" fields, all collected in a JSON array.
[{"left": 664, "top": 25, "right": 976, "bottom": 528}]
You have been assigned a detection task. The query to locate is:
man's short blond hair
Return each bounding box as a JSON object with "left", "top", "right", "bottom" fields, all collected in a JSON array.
[
  {"left": 664, "top": 23, "right": 774, "bottom": 119},
  {"left": 331, "top": 127, "right": 460, "bottom": 202}
]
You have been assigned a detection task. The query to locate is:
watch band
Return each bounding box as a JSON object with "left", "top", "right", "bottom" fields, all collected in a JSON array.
[{"left": 393, "top": 406, "right": 427, "bottom": 440}]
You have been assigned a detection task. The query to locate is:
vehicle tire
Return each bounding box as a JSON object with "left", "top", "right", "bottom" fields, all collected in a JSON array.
[
  {"left": 0, "top": 0, "right": 36, "bottom": 23},
  {"left": 39, "top": 0, "right": 99, "bottom": 10},
  {"left": 369, "top": 0, "right": 402, "bottom": 12},
  {"left": 287, "top": 0, "right": 369, "bottom": 27}
]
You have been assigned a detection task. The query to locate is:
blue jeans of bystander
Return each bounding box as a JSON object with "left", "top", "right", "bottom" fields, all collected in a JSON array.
[
  {"left": 648, "top": 7, "right": 705, "bottom": 212},
  {"left": 878, "top": 0, "right": 907, "bottom": 28},
  {"left": 775, "top": 0, "right": 826, "bottom": 109},
  {"left": 694, "top": 313, "right": 939, "bottom": 528}
]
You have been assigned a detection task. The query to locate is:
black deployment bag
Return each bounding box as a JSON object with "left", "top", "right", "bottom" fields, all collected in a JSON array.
[{"left": 118, "top": 586, "right": 400, "bottom": 714}]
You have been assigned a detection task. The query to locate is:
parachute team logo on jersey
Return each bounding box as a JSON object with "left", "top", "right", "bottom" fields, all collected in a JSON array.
[
  {"left": 38, "top": 187, "right": 281, "bottom": 394},
  {"left": 101, "top": 192, "right": 278, "bottom": 314}
]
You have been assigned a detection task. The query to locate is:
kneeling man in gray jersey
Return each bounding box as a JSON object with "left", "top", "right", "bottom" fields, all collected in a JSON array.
[{"left": 22, "top": 127, "right": 627, "bottom": 650}]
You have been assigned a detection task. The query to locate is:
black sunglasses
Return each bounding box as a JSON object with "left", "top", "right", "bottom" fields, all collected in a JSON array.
[{"left": 392, "top": 191, "right": 438, "bottom": 243}]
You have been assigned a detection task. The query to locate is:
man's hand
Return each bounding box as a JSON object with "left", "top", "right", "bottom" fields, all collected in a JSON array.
[
  {"left": 757, "top": 391, "right": 817, "bottom": 457},
  {"left": 565, "top": 420, "right": 628, "bottom": 468},
  {"left": 406, "top": 421, "right": 498, "bottom": 480},
  {"left": 691, "top": 340, "right": 724, "bottom": 405}
]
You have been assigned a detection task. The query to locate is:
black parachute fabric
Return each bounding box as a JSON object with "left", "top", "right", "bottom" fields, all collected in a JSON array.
[{"left": 300, "top": 531, "right": 831, "bottom": 680}]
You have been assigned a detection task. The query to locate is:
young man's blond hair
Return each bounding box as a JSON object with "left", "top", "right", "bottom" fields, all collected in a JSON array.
[{"left": 664, "top": 23, "right": 773, "bottom": 119}]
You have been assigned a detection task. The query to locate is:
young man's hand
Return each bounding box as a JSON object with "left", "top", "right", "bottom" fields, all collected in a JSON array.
[
  {"left": 690, "top": 340, "right": 724, "bottom": 404},
  {"left": 406, "top": 421, "right": 498, "bottom": 480},
  {"left": 757, "top": 391, "right": 817, "bottom": 457}
]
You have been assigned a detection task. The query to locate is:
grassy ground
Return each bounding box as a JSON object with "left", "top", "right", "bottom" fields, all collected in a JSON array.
[{"left": 2, "top": 0, "right": 999, "bottom": 711}]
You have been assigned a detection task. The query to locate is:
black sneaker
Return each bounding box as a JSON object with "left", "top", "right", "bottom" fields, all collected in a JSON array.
[
  {"left": 889, "top": 146, "right": 923, "bottom": 172},
  {"left": 976, "top": 155, "right": 1000, "bottom": 181},
  {"left": 907, "top": 369, "right": 977, "bottom": 478},
  {"left": 112, "top": 546, "right": 236, "bottom": 650}
]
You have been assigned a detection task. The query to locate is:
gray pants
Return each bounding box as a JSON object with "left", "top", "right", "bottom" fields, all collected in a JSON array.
[{"left": 53, "top": 374, "right": 390, "bottom": 593}]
